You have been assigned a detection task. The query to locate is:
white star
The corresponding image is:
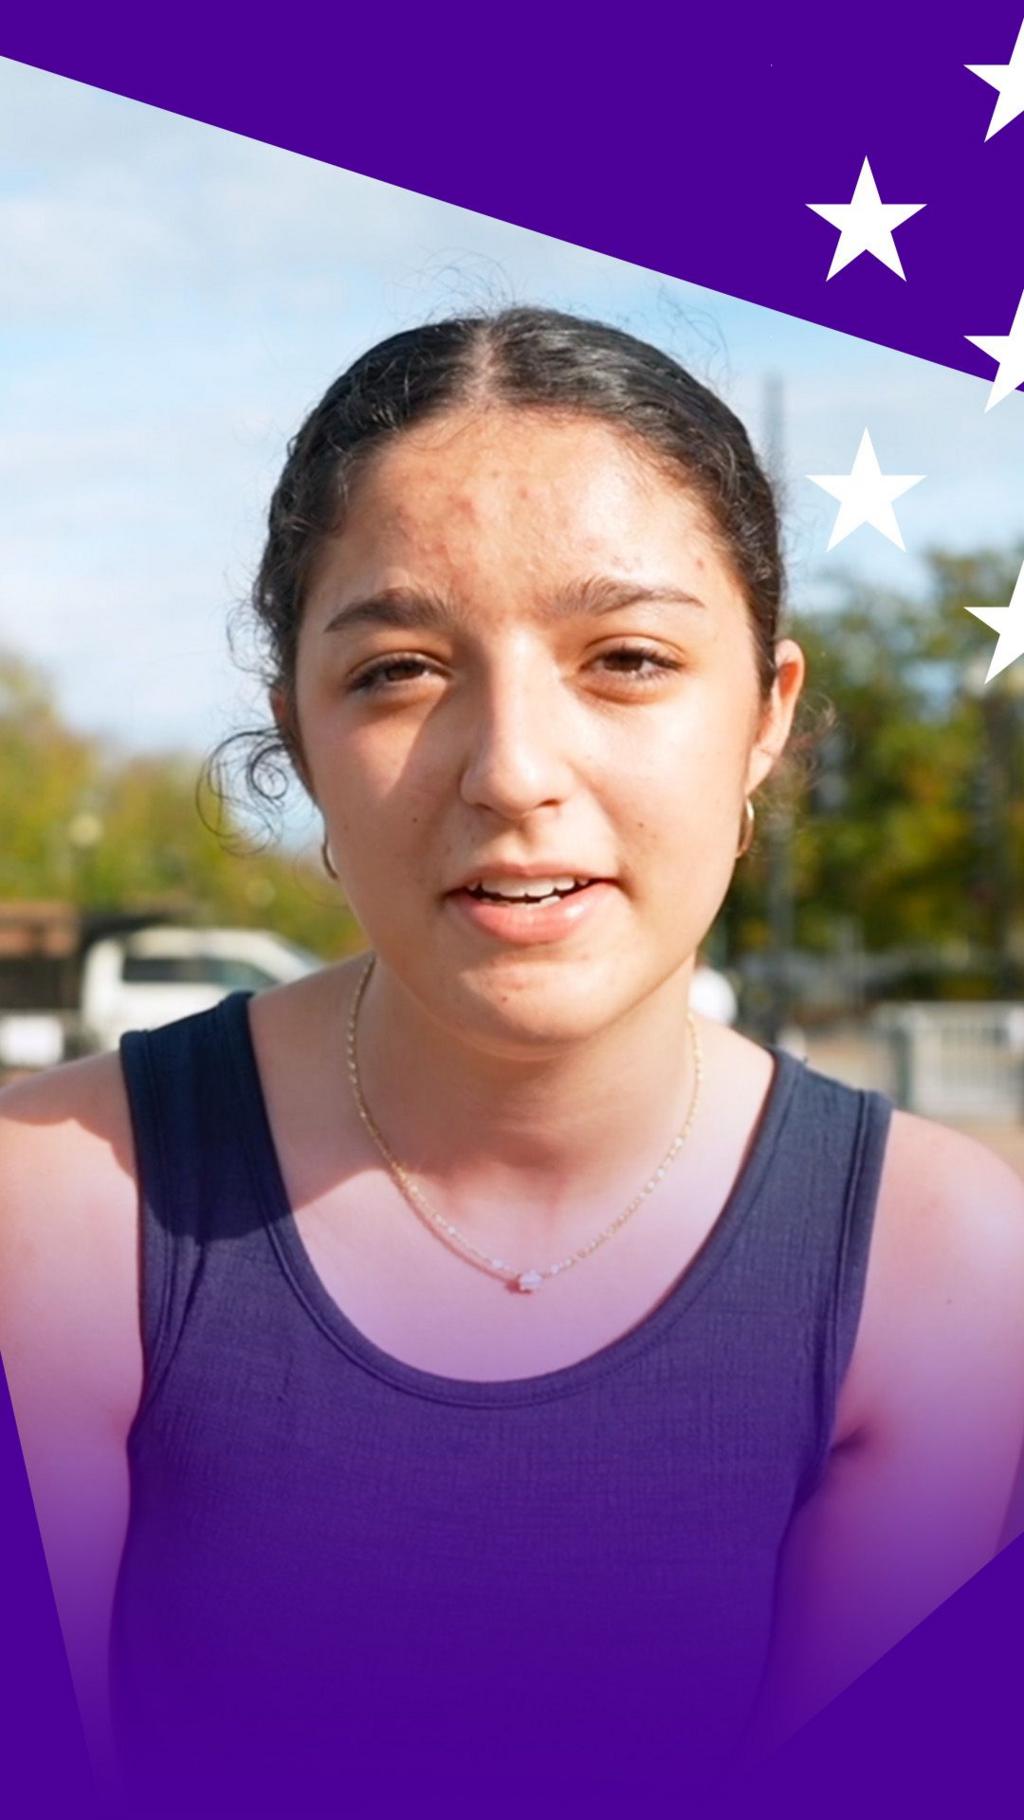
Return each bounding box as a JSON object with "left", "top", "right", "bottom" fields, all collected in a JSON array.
[
  {"left": 966, "top": 18, "right": 1024, "bottom": 141},
  {"left": 807, "top": 429, "right": 924, "bottom": 551},
  {"left": 806, "top": 157, "right": 925, "bottom": 280},
  {"left": 965, "top": 559, "right": 1024, "bottom": 683},
  {"left": 964, "top": 285, "right": 1024, "bottom": 411}
]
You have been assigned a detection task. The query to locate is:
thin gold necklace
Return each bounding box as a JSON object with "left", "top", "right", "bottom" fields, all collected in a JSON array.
[{"left": 345, "top": 954, "right": 704, "bottom": 1294}]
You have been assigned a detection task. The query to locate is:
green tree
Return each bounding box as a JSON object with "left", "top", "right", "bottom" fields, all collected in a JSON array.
[
  {"left": 0, "top": 652, "right": 102, "bottom": 898},
  {"left": 0, "top": 649, "right": 363, "bottom": 960},
  {"left": 725, "top": 544, "right": 1024, "bottom": 999}
]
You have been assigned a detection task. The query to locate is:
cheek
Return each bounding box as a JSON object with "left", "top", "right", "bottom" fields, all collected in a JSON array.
[
  {"left": 303, "top": 700, "right": 397, "bottom": 808},
  {"left": 318, "top": 734, "right": 445, "bottom": 880},
  {"left": 625, "top": 705, "right": 751, "bottom": 822},
  {"left": 618, "top": 728, "right": 752, "bottom": 898}
]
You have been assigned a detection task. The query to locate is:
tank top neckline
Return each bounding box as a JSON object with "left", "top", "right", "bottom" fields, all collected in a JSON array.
[{"left": 219, "top": 989, "right": 805, "bottom": 1409}]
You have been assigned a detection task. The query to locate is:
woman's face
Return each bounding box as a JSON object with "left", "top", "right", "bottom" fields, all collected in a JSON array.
[{"left": 288, "top": 407, "right": 803, "bottom": 1054}]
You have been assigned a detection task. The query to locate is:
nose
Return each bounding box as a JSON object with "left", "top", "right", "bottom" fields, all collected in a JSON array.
[{"left": 458, "top": 650, "right": 576, "bottom": 822}]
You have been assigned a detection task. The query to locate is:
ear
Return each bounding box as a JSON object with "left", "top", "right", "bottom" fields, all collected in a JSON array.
[
  {"left": 270, "top": 686, "right": 314, "bottom": 801},
  {"left": 744, "top": 638, "right": 805, "bottom": 796}
]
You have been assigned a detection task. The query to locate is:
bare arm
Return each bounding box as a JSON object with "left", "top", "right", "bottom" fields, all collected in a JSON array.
[
  {"left": 750, "top": 1114, "right": 1024, "bottom": 1750},
  {"left": 0, "top": 1057, "right": 143, "bottom": 1798}
]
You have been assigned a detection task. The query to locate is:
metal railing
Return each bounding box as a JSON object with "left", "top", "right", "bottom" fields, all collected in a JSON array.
[{"left": 873, "top": 1003, "right": 1024, "bottom": 1120}]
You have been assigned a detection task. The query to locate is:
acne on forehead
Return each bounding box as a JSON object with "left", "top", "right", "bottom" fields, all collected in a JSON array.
[
  {"left": 326, "top": 412, "right": 751, "bottom": 615},
  {"left": 449, "top": 491, "right": 483, "bottom": 522}
]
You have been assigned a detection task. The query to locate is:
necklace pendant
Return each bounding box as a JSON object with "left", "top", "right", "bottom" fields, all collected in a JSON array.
[
  {"left": 516, "top": 1270, "right": 544, "bottom": 1293},
  {"left": 347, "top": 957, "right": 703, "bottom": 1297}
]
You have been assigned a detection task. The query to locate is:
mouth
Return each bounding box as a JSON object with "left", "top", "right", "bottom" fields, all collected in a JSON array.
[
  {"left": 444, "top": 873, "right": 617, "bottom": 947},
  {"left": 461, "top": 875, "right": 598, "bottom": 908}
]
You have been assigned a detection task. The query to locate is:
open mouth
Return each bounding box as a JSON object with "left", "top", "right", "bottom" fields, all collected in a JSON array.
[
  {"left": 447, "top": 873, "right": 615, "bottom": 944},
  {"left": 463, "top": 878, "right": 595, "bottom": 907}
]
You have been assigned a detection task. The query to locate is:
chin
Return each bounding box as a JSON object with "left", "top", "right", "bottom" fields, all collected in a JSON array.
[{"left": 432, "top": 955, "right": 644, "bottom": 1057}]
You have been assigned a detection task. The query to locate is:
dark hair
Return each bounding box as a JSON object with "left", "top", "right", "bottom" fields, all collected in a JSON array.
[{"left": 209, "top": 305, "right": 785, "bottom": 836}]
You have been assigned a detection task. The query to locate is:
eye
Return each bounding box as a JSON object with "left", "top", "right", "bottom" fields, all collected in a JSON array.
[
  {"left": 345, "top": 644, "right": 683, "bottom": 696},
  {"left": 592, "top": 644, "right": 683, "bottom": 683},
  {"left": 348, "top": 655, "right": 442, "bottom": 693}
]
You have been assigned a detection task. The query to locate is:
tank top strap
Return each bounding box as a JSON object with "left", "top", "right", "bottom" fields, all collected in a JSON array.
[
  {"left": 830, "top": 1074, "right": 893, "bottom": 1389},
  {"left": 768, "top": 1058, "right": 893, "bottom": 1500},
  {"left": 119, "top": 992, "right": 258, "bottom": 1423}
]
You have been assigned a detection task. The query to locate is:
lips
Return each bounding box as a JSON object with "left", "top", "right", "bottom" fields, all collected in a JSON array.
[{"left": 445, "top": 875, "right": 617, "bottom": 946}]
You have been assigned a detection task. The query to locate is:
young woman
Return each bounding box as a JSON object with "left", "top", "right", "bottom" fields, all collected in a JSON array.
[{"left": 2, "top": 307, "right": 1023, "bottom": 1816}]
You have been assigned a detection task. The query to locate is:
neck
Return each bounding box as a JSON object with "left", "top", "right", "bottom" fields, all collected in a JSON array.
[{"left": 347, "top": 955, "right": 702, "bottom": 1251}]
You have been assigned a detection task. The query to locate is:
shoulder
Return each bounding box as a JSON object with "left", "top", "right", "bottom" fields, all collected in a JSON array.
[
  {"left": 0, "top": 1047, "right": 136, "bottom": 1202},
  {"left": 756, "top": 1110, "right": 1024, "bottom": 1749},
  {"left": 839, "top": 1107, "right": 1024, "bottom": 1438},
  {"left": 0, "top": 1053, "right": 142, "bottom": 1433},
  {"left": 875, "top": 1109, "right": 1024, "bottom": 1295}
]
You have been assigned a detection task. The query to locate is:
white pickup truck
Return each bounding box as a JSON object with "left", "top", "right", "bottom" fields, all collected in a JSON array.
[{"left": 0, "top": 910, "right": 319, "bottom": 1071}]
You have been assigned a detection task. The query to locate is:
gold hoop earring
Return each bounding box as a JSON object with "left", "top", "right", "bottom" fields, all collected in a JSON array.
[
  {"left": 320, "top": 834, "right": 339, "bottom": 880},
  {"left": 736, "top": 798, "right": 755, "bottom": 859}
]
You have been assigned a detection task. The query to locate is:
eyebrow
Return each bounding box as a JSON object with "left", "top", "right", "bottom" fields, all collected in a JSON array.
[{"left": 321, "top": 576, "right": 708, "bottom": 635}]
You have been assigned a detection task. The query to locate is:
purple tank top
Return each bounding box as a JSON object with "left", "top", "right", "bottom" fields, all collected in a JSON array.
[{"left": 110, "top": 989, "right": 891, "bottom": 1817}]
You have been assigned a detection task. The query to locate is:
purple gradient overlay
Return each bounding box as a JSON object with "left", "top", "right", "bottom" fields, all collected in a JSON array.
[
  {"left": 5, "top": 1355, "right": 1024, "bottom": 1816},
  {"left": 0, "top": 1364, "right": 97, "bottom": 1814}
]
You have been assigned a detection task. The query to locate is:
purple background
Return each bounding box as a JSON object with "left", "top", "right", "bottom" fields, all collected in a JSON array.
[
  {"left": 2, "top": 4, "right": 1023, "bottom": 1813},
  {"left": 2, "top": 5, "right": 1023, "bottom": 383}
]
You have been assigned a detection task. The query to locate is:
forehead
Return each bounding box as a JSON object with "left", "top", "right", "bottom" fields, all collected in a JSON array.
[{"left": 308, "top": 407, "right": 740, "bottom": 611}]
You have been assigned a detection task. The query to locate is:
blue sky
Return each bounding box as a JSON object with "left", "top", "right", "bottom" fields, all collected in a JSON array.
[{"left": 2, "top": 54, "right": 1022, "bottom": 842}]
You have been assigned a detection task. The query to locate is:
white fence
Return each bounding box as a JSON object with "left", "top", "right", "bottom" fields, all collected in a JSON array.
[{"left": 873, "top": 1003, "right": 1024, "bottom": 1121}]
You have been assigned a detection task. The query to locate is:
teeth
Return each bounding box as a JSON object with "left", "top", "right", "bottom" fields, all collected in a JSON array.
[{"left": 470, "top": 875, "right": 591, "bottom": 901}]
